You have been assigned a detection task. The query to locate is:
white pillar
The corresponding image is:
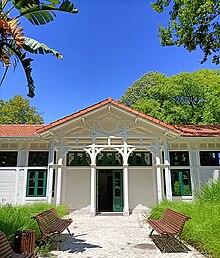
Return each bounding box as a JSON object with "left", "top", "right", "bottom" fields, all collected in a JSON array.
[
  {"left": 56, "top": 155, "right": 62, "bottom": 206},
  {"left": 155, "top": 141, "right": 162, "bottom": 203},
  {"left": 123, "top": 164, "right": 129, "bottom": 216},
  {"left": 164, "top": 140, "right": 172, "bottom": 201},
  {"left": 47, "top": 143, "right": 54, "bottom": 204},
  {"left": 90, "top": 164, "right": 96, "bottom": 216}
]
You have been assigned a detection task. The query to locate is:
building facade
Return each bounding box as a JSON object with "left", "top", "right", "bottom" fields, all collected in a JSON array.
[{"left": 0, "top": 98, "right": 220, "bottom": 216}]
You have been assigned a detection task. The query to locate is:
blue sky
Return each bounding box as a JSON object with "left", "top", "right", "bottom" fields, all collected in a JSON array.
[{"left": 0, "top": 0, "right": 218, "bottom": 124}]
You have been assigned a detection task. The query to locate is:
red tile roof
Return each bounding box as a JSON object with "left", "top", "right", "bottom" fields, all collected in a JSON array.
[
  {"left": 0, "top": 124, "right": 44, "bottom": 137},
  {"left": 36, "top": 98, "right": 180, "bottom": 133},
  {"left": 175, "top": 125, "right": 220, "bottom": 137},
  {"left": 0, "top": 99, "right": 220, "bottom": 138}
]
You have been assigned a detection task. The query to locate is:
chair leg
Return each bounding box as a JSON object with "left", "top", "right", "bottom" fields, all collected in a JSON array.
[
  {"left": 149, "top": 229, "right": 154, "bottom": 237},
  {"left": 66, "top": 228, "right": 72, "bottom": 236}
]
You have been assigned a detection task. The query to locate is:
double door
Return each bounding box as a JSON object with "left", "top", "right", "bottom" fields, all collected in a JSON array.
[{"left": 97, "top": 170, "right": 123, "bottom": 212}]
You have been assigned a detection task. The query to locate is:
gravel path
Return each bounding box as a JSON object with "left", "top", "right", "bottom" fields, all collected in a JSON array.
[{"left": 50, "top": 213, "right": 204, "bottom": 258}]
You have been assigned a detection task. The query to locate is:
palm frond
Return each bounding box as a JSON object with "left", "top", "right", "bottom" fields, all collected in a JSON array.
[
  {"left": 0, "top": 42, "right": 35, "bottom": 97},
  {"left": 18, "top": 51, "right": 35, "bottom": 97},
  {"left": 23, "top": 37, "right": 63, "bottom": 59},
  {"left": 16, "top": 1, "right": 78, "bottom": 25}
]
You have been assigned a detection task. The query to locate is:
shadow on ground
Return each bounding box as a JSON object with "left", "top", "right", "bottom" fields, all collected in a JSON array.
[
  {"left": 52, "top": 233, "right": 102, "bottom": 254},
  {"left": 151, "top": 235, "right": 191, "bottom": 253}
]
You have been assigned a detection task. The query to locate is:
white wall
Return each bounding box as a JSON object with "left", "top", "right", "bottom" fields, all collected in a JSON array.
[
  {"left": 0, "top": 169, "right": 16, "bottom": 205},
  {"left": 64, "top": 167, "right": 90, "bottom": 211},
  {"left": 128, "top": 168, "right": 155, "bottom": 210}
]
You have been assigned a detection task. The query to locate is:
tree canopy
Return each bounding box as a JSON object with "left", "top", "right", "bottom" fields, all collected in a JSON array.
[
  {"left": 0, "top": 0, "right": 78, "bottom": 97},
  {"left": 0, "top": 95, "right": 43, "bottom": 124},
  {"left": 119, "top": 69, "right": 220, "bottom": 125},
  {"left": 151, "top": 0, "right": 220, "bottom": 64}
]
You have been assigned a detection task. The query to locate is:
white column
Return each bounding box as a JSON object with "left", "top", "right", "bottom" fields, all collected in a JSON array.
[
  {"left": 56, "top": 153, "right": 62, "bottom": 206},
  {"left": 123, "top": 164, "right": 129, "bottom": 216},
  {"left": 47, "top": 143, "right": 54, "bottom": 204},
  {"left": 122, "top": 140, "right": 130, "bottom": 216},
  {"left": 155, "top": 140, "right": 162, "bottom": 203},
  {"left": 90, "top": 164, "right": 96, "bottom": 216},
  {"left": 164, "top": 140, "right": 172, "bottom": 201}
]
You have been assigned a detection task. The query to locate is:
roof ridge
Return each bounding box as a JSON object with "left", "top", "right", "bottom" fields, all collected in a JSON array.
[{"left": 36, "top": 97, "right": 180, "bottom": 133}]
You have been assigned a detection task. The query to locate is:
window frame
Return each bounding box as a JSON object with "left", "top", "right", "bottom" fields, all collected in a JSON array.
[
  {"left": 96, "top": 152, "right": 123, "bottom": 166},
  {"left": 128, "top": 152, "right": 152, "bottom": 166},
  {"left": 28, "top": 151, "right": 49, "bottom": 167},
  {"left": 26, "top": 169, "right": 47, "bottom": 197},
  {"left": 171, "top": 169, "right": 192, "bottom": 196},
  {"left": 66, "top": 151, "right": 91, "bottom": 166},
  {"left": 169, "top": 151, "right": 190, "bottom": 166}
]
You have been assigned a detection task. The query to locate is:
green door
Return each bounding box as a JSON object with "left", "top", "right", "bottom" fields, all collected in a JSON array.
[{"left": 113, "top": 170, "right": 123, "bottom": 212}]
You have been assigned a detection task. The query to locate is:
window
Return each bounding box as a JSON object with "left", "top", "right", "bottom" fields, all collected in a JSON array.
[
  {"left": 28, "top": 152, "right": 49, "bottom": 166},
  {"left": 171, "top": 169, "right": 192, "bottom": 196},
  {"left": 26, "top": 170, "right": 47, "bottom": 197},
  {"left": 200, "top": 151, "right": 220, "bottom": 166},
  {"left": 170, "top": 151, "right": 189, "bottom": 166},
  {"left": 67, "top": 152, "right": 90, "bottom": 166},
  {"left": 0, "top": 152, "right": 17, "bottom": 166},
  {"left": 128, "top": 152, "right": 152, "bottom": 166},
  {"left": 96, "top": 152, "right": 122, "bottom": 166}
]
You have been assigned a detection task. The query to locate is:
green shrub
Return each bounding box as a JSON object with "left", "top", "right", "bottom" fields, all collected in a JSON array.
[{"left": 195, "top": 179, "right": 220, "bottom": 203}]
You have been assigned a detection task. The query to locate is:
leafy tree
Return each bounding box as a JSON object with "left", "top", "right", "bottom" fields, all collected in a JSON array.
[
  {"left": 0, "top": 95, "right": 43, "bottom": 124},
  {"left": 0, "top": 0, "right": 78, "bottom": 97},
  {"left": 119, "top": 69, "right": 220, "bottom": 125},
  {"left": 119, "top": 71, "right": 168, "bottom": 106},
  {"left": 151, "top": 0, "right": 220, "bottom": 64}
]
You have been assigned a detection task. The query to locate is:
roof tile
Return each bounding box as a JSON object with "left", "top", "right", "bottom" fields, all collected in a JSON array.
[{"left": 0, "top": 124, "right": 44, "bottom": 137}]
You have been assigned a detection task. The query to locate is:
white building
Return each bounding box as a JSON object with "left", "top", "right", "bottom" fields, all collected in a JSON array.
[{"left": 0, "top": 98, "right": 220, "bottom": 216}]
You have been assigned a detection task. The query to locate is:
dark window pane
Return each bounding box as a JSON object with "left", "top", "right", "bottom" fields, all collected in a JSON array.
[
  {"left": 135, "top": 153, "right": 142, "bottom": 165},
  {"left": 37, "top": 188, "right": 43, "bottom": 196},
  {"left": 96, "top": 152, "right": 123, "bottom": 166},
  {"left": 200, "top": 151, "right": 220, "bottom": 166},
  {"left": 170, "top": 152, "right": 189, "bottom": 166},
  {"left": 28, "top": 152, "right": 48, "bottom": 166},
  {"left": 38, "top": 171, "right": 44, "bottom": 179},
  {"left": 0, "top": 152, "right": 18, "bottom": 167},
  {"left": 28, "top": 188, "right": 35, "bottom": 196},
  {"left": 67, "top": 152, "right": 91, "bottom": 166},
  {"left": 128, "top": 152, "right": 152, "bottom": 166},
  {"left": 38, "top": 180, "right": 44, "bottom": 187}
]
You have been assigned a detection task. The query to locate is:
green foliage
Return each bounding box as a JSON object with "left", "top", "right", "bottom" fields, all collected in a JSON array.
[
  {"left": 0, "top": 95, "right": 44, "bottom": 124},
  {"left": 119, "top": 71, "right": 167, "bottom": 107},
  {"left": 195, "top": 179, "right": 220, "bottom": 203},
  {"left": 119, "top": 69, "right": 220, "bottom": 125},
  {"left": 0, "top": 0, "right": 78, "bottom": 97},
  {"left": 151, "top": 0, "right": 220, "bottom": 64},
  {"left": 149, "top": 180, "right": 220, "bottom": 257},
  {"left": 0, "top": 203, "right": 69, "bottom": 243},
  {"left": 23, "top": 37, "right": 62, "bottom": 58},
  {"left": 16, "top": 1, "right": 78, "bottom": 26}
]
